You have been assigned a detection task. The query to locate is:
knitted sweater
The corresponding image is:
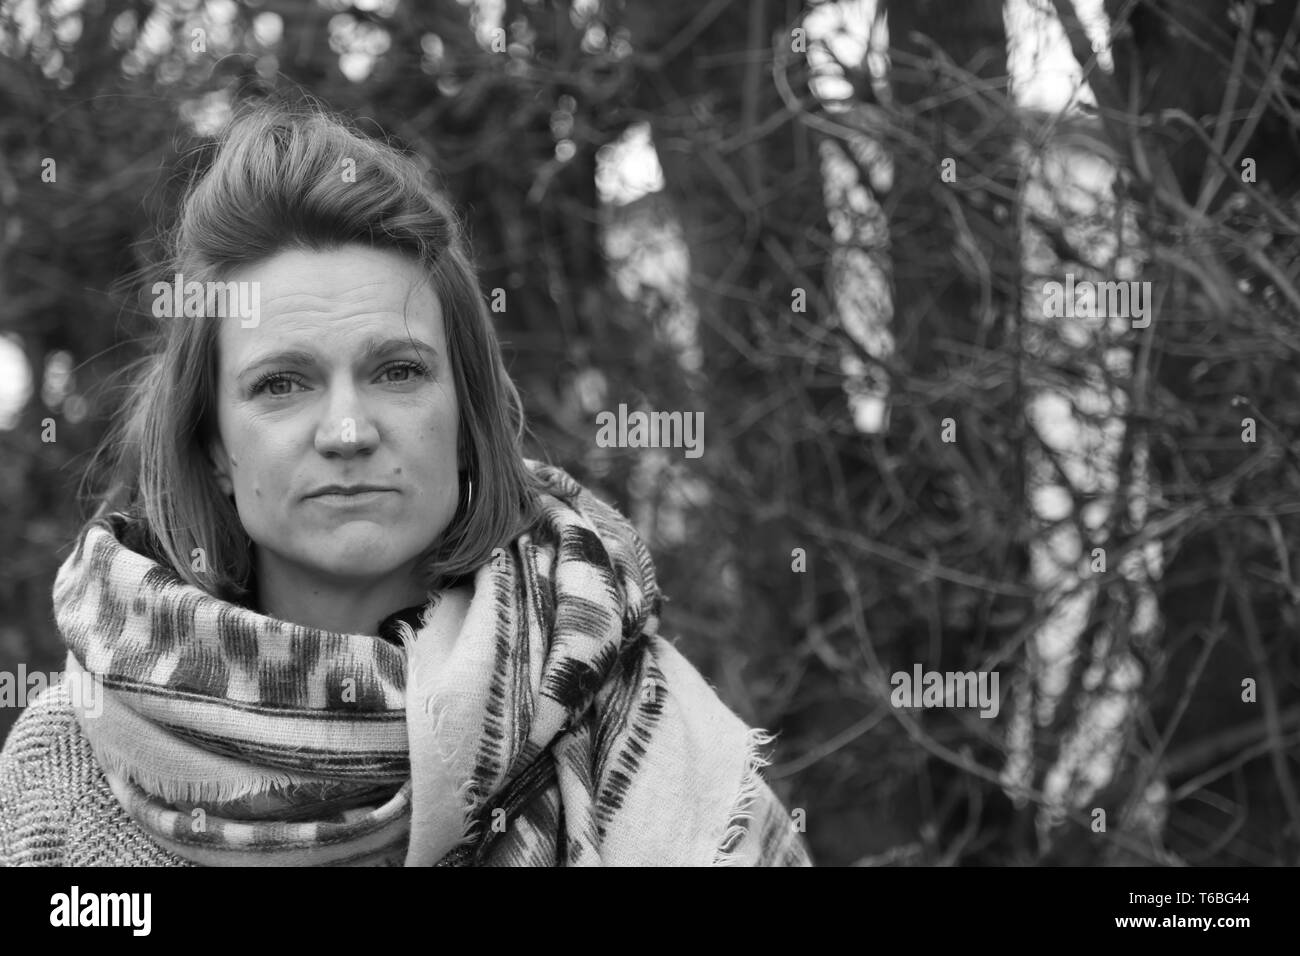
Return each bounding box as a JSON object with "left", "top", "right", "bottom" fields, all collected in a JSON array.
[
  {"left": 0, "top": 680, "right": 191, "bottom": 866},
  {"left": 0, "top": 679, "right": 812, "bottom": 866}
]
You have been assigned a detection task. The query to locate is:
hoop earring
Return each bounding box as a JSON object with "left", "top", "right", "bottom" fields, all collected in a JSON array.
[{"left": 464, "top": 475, "right": 474, "bottom": 517}]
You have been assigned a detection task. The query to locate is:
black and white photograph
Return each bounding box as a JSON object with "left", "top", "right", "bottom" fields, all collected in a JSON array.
[{"left": 0, "top": 0, "right": 1295, "bottom": 921}]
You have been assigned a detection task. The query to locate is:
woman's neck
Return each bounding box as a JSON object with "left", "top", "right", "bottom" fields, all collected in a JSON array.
[{"left": 251, "top": 557, "right": 428, "bottom": 636}]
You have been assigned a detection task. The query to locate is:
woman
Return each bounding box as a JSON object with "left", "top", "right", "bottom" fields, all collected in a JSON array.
[{"left": 0, "top": 102, "right": 811, "bottom": 866}]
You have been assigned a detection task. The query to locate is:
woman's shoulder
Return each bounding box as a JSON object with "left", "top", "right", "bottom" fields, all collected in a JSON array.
[
  {"left": 0, "top": 674, "right": 85, "bottom": 776},
  {"left": 0, "top": 677, "right": 85, "bottom": 865},
  {"left": 0, "top": 677, "right": 190, "bottom": 866}
]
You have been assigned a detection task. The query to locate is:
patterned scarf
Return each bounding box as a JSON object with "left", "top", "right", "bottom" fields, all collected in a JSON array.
[{"left": 53, "top": 460, "right": 802, "bottom": 866}]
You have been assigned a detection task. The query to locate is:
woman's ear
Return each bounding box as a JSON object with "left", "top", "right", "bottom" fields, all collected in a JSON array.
[{"left": 209, "top": 438, "right": 235, "bottom": 497}]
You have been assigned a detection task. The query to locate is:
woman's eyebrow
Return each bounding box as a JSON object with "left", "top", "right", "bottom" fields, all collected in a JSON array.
[
  {"left": 359, "top": 336, "right": 440, "bottom": 364},
  {"left": 237, "top": 338, "right": 439, "bottom": 377}
]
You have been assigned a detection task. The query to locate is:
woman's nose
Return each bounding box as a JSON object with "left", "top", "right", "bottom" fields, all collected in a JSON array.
[{"left": 314, "top": 386, "right": 380, "bottom": 456}]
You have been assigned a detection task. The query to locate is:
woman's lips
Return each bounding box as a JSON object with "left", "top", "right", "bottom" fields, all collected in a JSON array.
[{"left": 308, "top": 490, "right": 395, "bottom": 506}]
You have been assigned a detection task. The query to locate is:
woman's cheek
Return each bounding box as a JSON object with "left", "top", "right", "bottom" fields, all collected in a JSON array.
[{"left": 241, "top": 423, "right": 291, "bottom": 505}]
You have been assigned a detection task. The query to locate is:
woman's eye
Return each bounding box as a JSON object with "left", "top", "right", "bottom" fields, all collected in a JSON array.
[
  {"left": 251, "top": 373, "right": 303, "bottom": 397},
  {"left": 381, "top": 361, "right": 428, "bottom": 384}
]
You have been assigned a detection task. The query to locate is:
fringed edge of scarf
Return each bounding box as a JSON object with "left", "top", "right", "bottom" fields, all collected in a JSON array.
[
  {"left": 64, "top": 651, "right": 318, "bottom": 807},
  {"left": 395, "top": 607, "right": 485, "bottom": 865},
  {"left": 88, "top": 738, "right": 307, "bottom": 809},
  {"left": 711, "top": 726, "right": 779, "bottom": 867}
]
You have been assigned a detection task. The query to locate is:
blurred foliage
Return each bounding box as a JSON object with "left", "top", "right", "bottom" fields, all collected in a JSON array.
[{"left": 1, "top": 0, "right": 1298, "bottom": 866}]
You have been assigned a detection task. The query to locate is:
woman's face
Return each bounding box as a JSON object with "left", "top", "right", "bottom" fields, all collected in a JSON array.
[{"left": 208, "top": 244, "right": 461, "bottom": 591}]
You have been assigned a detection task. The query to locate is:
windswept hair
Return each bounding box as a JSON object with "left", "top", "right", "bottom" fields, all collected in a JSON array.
[{"left": 84, "top": 98, "right": 542, "bottom": 603}]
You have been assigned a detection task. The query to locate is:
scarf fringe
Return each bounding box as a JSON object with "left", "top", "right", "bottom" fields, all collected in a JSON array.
[
  {"left": 83, "top": 729, "right": 306, "bottom": 808},
  {"left": 398, "top": 617, "right": 482, "bottom": 864},
  {"left": 419, "top": 695, "right": 482, "bottom": 851},
  {"left": 712, "top": 726, "right": 778, "bottom": 866}
]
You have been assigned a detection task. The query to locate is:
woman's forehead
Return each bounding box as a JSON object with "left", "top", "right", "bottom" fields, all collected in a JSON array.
[
  {"left": 215, "top": 245, "right": 445, "bottom": 369},
  {"left": 226, "top": 245, "right": 436, "bottom": 310}
]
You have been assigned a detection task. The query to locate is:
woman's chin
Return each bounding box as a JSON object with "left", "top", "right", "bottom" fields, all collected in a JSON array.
[{"left": 292, "top": 532, "right": 412, "bottom": 579}]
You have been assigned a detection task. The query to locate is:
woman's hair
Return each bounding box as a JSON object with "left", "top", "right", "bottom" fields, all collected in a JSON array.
[{"left": 84, "top": 98, "right": 542, "bottom": 602}]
